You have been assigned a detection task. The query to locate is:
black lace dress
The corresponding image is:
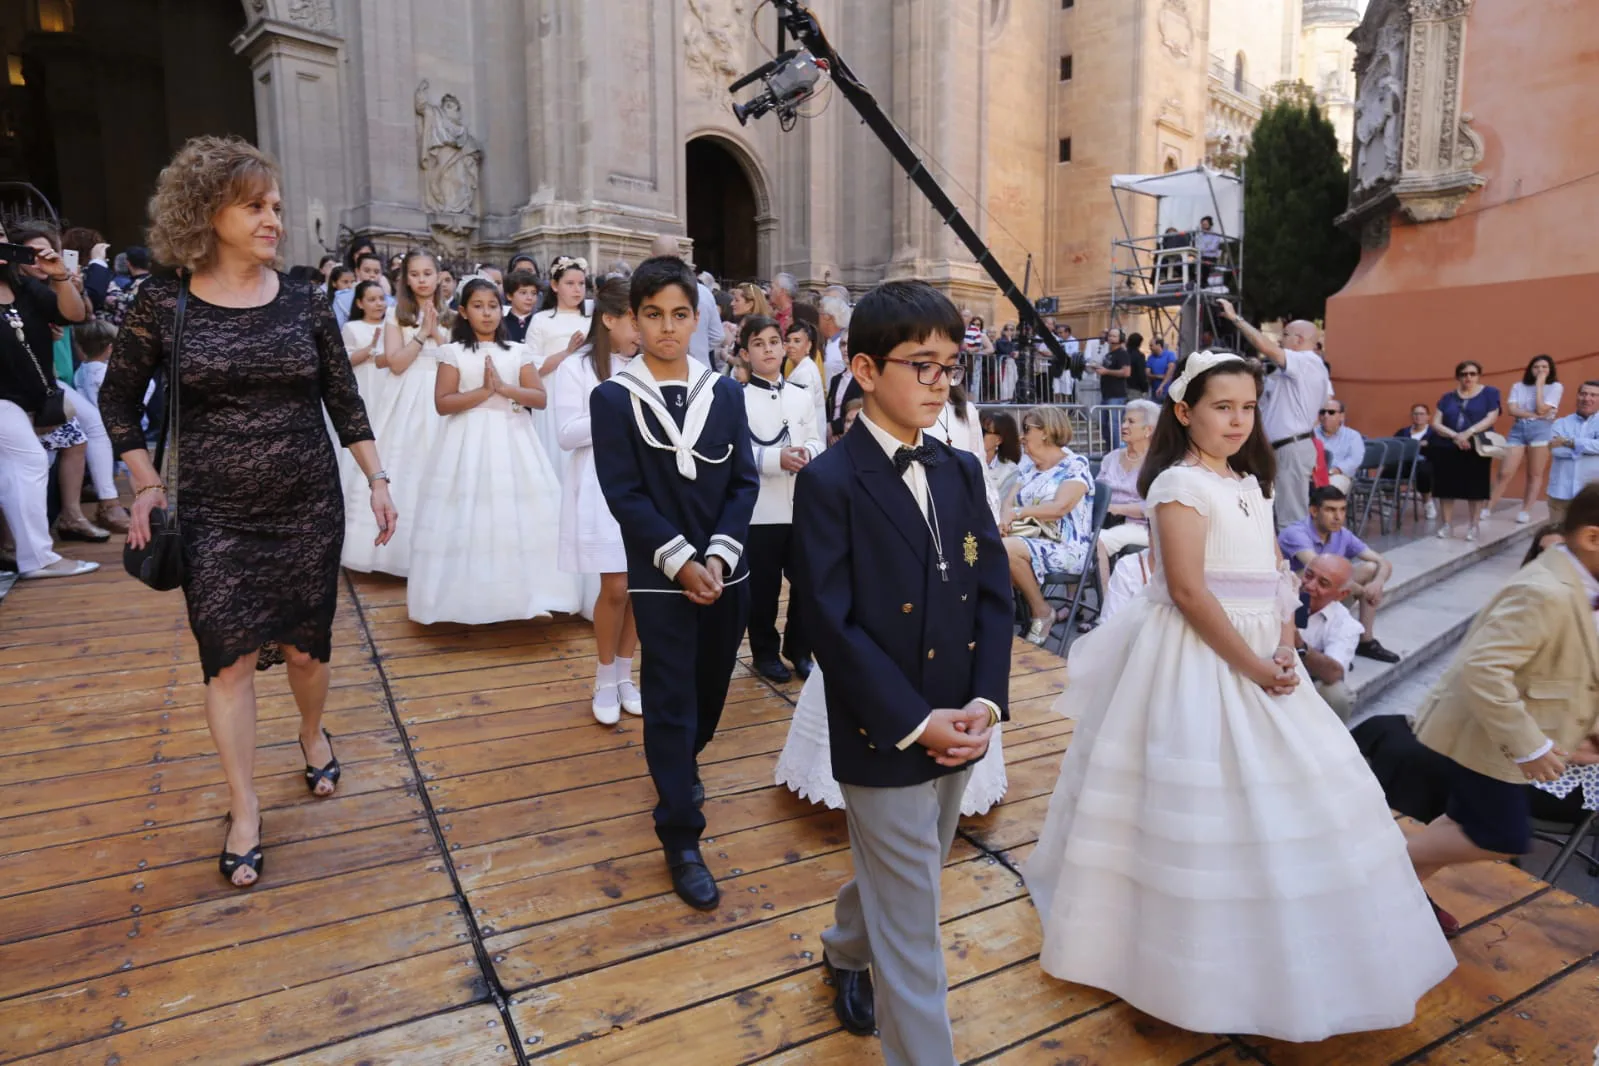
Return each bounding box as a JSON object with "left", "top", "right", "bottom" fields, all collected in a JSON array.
[{"left": 99, "top": 275, "right": 373, "bottom": 681}]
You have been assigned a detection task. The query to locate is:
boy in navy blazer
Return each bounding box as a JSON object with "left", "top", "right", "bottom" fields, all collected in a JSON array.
[
  {"left": 792, "top": 280, "right": 1011, "bottom": 1065},
  {"left": 590, "top": 255, "right": 760, "bottom": 911}
]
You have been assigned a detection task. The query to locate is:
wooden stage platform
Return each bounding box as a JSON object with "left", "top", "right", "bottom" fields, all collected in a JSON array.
[{"left": 4, "top": 539, "right": 1599, "bottom": 1065}]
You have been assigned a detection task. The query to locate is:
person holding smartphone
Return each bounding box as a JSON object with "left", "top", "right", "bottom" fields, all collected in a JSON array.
[{"left": 0, "top": 223, "right": 99, "bottom": 577}]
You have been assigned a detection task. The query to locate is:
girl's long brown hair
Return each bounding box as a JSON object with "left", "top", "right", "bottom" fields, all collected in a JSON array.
[
  {"left": 395, "top": 248, "right": 450, "bottom": 329},
  {"left": 583, "top": 277, "right": 630, "bottom": 383},
  {"left": 1137, "top": 357, "right": 1276, "bottom": 499}
]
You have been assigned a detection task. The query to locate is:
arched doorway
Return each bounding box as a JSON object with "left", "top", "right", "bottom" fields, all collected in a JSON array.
[
  {"left": 685, "top": 136, "right": 760, "bottom": 283},
  {"left": 0, "top": 0, "right": 255, "bottom": 247}
]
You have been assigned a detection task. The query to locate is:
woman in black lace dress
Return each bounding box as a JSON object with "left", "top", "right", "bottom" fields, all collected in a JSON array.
[{"left": 100, "top": 136, "right": 397, "bottom": 887}]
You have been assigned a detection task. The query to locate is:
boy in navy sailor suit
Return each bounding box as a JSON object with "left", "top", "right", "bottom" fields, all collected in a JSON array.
[
  {"left": 793, "top": 281, "right": 1011, "bottom": 1066},
  {"left": 590, "top": 256, "right": 760, "bottom": 912}
]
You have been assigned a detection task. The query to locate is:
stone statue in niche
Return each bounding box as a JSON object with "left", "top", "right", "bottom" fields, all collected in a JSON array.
[
  {"left": 1352, "top": 22, "right": 1405, "bottom": 195},
  {"left": 685, "top": 0, "right": 748, "bottom": 101},
  {"left": 414, "top": 81, "right": 482, "bottom": 218}
]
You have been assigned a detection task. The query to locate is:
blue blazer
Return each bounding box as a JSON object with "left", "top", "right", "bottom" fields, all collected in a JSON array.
[
  {"left": 590, "top": 374, "right": 760, "bottom": 593},
  {"left": 793, "top": 424, "right": 1012, "bottom": 789}
]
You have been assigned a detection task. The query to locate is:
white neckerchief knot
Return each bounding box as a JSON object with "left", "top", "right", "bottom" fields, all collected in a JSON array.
[{"left": 612, "top": 356, "right": 730, "bottom": 480}]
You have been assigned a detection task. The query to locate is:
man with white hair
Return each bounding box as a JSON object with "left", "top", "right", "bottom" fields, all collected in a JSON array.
[
  {"left": 770, "top": 271, "right": 797, "bottom": 332},
  {"left": 1219, "top": 298, "right": 1331, "bottom": 529},
  {"left": 818, "top": 294, "right": 851, "bottom": 381},
  {"left": 651, "top": 234, "right": 723, "bottom": 364}
]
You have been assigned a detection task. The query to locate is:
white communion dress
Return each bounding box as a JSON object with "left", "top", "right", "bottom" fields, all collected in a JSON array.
[
  {"left": 405, "top": 341, "right": 581, "bottom": 624},
  {"left": 1022, "top": 463, "right": 1454, "bottom": 1042},
  {"left": 338, "top": 319, "right": 388, "bottom": 550},
  {"left": 550, "top": 347, "right": 628, "bottom": 576},
  {"left": 527, "top": 307, "right": 592, "bottom": 480},
  {"left": 774, "top": 401, "right": 1008, "bottom": 815},
  {"left": 343, "top": 309, "right": 442, "bottom": 576}
]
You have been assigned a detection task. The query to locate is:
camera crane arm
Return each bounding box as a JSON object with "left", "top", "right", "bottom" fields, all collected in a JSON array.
[{"left": 745, "top": 0, "right": 1072, "bottom": 374}]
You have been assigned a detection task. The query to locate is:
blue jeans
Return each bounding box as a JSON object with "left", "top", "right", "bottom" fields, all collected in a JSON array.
[{"left": 1098, "top": 398, "right": 1127, "bottom": 452}]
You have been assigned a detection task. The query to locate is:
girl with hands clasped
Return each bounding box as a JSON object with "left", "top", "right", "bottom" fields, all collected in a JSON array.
[
  {"left": 405, "top": 279, "right": 580, "bottom": 625},
  {"left": 1024, "top": 351, "right": 1453, "bottom": 1043}
]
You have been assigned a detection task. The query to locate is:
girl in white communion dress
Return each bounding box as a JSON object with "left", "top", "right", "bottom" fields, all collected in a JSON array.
[{"left": 1023, "top": 352, "right": 1454, "bottom": 1042}]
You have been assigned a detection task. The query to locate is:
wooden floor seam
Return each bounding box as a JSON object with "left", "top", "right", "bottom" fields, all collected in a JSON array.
[{"left": 338, "top": 570, "right": 534, "bottom": 1066}]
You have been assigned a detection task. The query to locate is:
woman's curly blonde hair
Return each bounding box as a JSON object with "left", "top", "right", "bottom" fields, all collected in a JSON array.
[{"left": 147, "top": 135, "right": 280, "bottom": 272}]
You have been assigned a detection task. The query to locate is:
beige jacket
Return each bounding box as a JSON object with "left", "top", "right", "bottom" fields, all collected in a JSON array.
[{"left": 1414, "top": 550, "right": 1599, "bottom": 784}]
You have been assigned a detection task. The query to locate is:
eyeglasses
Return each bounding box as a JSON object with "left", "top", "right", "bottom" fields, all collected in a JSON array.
[
  {"left": 880, "top": 357, "right": 966, "bottom": 386},
  {"left": 1320, "top": 409, "right": 1340, "bottom": 416},
  {"left": 1458, "top": 370, "right": 1480, "bottom": 378}
]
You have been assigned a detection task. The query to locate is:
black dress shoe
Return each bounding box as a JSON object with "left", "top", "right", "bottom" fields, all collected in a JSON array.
[
  {"left": 755, "top": 658, "right": 793, "bottom": 683},
  {"left": 789, "top": 657, "right": 814, "bottom": 681},
  {"left": 1356, "top": 638, "right": 1400, "bottom": 664},
  {"left": 691, "top": 772, "right": 705, "bottom": 810},
  {"left": 666, "top": 848, "right": 719, "bottom": 910},
  {"left": 823, "top": 954, "right": 876, "bottom": 1035}
]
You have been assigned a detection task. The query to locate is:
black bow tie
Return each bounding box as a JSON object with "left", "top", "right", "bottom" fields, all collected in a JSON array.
[{"left": 894, "top": 443, "right": 943, "bottom": 475}]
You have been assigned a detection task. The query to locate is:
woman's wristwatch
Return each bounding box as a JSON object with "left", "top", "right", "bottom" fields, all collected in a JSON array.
[{"left": 368, "top": 470, "right": 390, "bottom": 486}]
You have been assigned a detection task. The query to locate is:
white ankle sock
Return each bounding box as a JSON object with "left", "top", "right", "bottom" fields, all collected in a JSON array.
[
  {"left": 615, "top": 656, "right": 635, "bottom": 687},
  {"left": 596, "top": 659, "right": 616, "bottom": 688}
]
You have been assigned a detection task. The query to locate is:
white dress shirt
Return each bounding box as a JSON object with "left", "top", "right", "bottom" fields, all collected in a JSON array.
[
  {"left": 1300, "top": 599, "right": 1363, "bottom": 672},
  {"left": 824, "top": 334, "right": 846, "bottom": 381},
  {"left": 1315, "top": 424, "right": 1366, "bottom": 475},
  {"left": 689, "top": 282, "right": 725, "bottom": 363},
  {"left": 1261, "top": 349, "right": 1332, "bottom": 444}
]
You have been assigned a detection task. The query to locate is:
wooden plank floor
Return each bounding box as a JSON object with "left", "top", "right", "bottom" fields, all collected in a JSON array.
[{"left": 4, "top": 537, "right": 1599, "bottom": 1064}]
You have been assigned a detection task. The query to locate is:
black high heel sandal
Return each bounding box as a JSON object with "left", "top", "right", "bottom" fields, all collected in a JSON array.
[
  {"left": 299, "top": 727, "right": 342, "bottom": 797},
  {"left": 219, "top": 814, "right": 264, "bottom": 887}
]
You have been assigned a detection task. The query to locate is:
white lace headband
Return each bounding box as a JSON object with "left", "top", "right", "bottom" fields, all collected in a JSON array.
[
  {"left": 551, "top": 256, "right": 588, "bottom": 275},
  {"left": 1167, "top": 350, "right": 1247, "bottom": 404}
]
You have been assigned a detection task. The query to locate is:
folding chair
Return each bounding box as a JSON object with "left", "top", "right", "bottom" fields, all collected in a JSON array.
[
  {"left": 1350, "top": 439, "right": 1392, "bottom": 537},
  {"left": 1385, "top": 436, "right": 1423, "bottom": 528},
  {"left": 1530, "top": 808, "right": 1599, "bottom": 884},
  {"left": 1037, "top": 478, "right": 1114, "bottom": 655}
]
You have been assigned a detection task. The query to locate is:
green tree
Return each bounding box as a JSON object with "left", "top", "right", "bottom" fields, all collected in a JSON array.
[{"left": 1241, "top": 90, "right": 1361, "bottom": 322}]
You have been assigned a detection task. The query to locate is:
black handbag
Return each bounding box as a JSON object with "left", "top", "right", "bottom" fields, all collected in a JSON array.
[{"left": 124, "top": 276, "right": 190, "bottom": 591}]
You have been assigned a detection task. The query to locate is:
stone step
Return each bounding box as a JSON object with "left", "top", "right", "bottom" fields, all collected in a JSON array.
[
  {"left": 1377, "top": 501, "right": 1546, "bottom": 611},
  {"left": 1351, "top": 544, "right": 1531, "bottom": 710}
]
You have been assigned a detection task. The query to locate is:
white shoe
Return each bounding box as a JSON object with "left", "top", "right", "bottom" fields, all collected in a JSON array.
[
  {"left": 20, "top": 558, "right": 99, "bottom": 579},
  {"left": 1025, "top": 617, "right": 1051, "bottom": 646},
  {"left": 1425, "top": 500, "right": 1437, "bottom": 519},
  {"left": 618, "top": 678, "right": 643, "bottom": 717},
  {"left": 1479, "top": 507, "right": 1492, "bottom": 522},
  {"left": 1516, "top": 511, "right": 1531, "bottom": 524},
  {"left": 1466, "top": 526, "right": 1479, "bottom": 542},
  {"left": 591, "top": 684, "right": 621, "bottom": 726},
  {"left": 1436, "top": 524, "right": 1453, "bottom": 539}
]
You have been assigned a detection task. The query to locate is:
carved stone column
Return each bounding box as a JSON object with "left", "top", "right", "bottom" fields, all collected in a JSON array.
[
  {"left": 233, "top": 1, "right": 348, "bottom": 265},
  {"left": 1339, "top": 0, "right": 1484, "bottom": 242}
]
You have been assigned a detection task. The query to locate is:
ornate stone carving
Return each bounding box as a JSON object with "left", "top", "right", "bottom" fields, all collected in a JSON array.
[
  {"left": 414, "top": 80, "right": 482, "bottom": 246},
  {"left": 286, "top": 0, "right": 334, "bottom": 32},
  {"left": 1351, "top": 14, "right": 1406, "bottom": 196},
  {"left": 1157, "top": 0, "right": 1195, "bottom": 60},
  {"left": 1341, "top": 0, "right": 1484, "bottom": 229},
  {"left": 685, "top": 0, "right": 748, "bottom": 102}
]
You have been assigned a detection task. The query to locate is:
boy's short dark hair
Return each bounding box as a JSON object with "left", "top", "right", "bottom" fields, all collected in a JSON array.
[
  {"left": 629, "top": 255, "right": 700, "bottom": 313},
  {"left": 1310, "top": 485, "right": 1348, "bottom": 507},
  {"left": 505, "top": 269, "right": 540, "bottom": 298},
  {"left": 74, "top": 318, "right": 117, "bottom": 358},
  {"left": 125, "top": 245, "right": 151, "bottom": 270},
  {"left": 846, "top": 280, "right": 963, "bottom": 364},
  {"left": 356, "top": 251, "right": 383, "bottom": 270},
  {"left": 738, "top": 314, "right": 781, "bottom": 352},
  {"left": 1562, "top": 482, "right": 1599, "bottom": 537}
]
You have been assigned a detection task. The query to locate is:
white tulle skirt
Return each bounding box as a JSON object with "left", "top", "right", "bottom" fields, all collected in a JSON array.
[
  {"left": 338, "top": 359, "right": 390, "bottom": 567},
  {"left": 344, "top": 357, "right": 438, "bottom": 577},
  {"left": 774, "top": 665, "right": 1008, "bottom": 816},
  {"left": 1022, "top": 590, "right": 1455, "bottom": 1042},
  {"left": 406, "top": 400, "right": 582, "bottom": 625}
]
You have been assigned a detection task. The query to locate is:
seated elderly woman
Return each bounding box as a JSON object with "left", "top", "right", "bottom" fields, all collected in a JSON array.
[
  {"left": 1094, "top": 397, "right": 1158, "bottom": 594},
  {"left": 1003, "top": 405, "right": 1096, "bottom": 645}
]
